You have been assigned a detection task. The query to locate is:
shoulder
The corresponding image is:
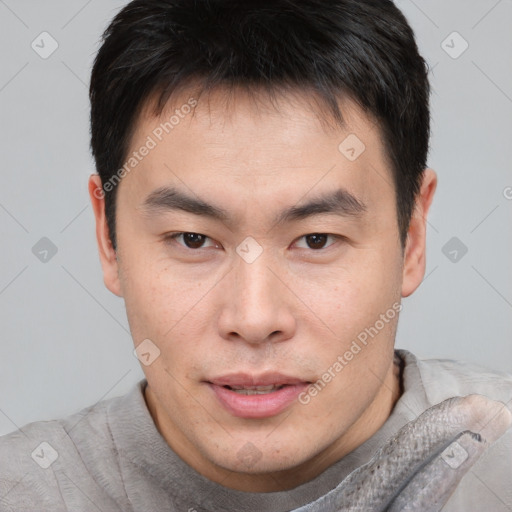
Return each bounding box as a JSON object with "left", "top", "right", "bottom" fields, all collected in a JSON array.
[
  {"left": 397, "top": 348, "right": 512, "bottom": 405},
  {"left": 397, "top": 349, "right": 512, "bottom": 511},
  {"left": 0, "top": 392, "right": 124, "bottom": 510},
  {"left": 0, "top": 417, "right": 73, "bottom": 509}
]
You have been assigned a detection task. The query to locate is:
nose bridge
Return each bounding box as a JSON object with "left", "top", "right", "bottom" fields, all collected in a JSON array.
[
  {"left": 222, "top": 242, "right": 292, "bottom": 343},
  {"left": 235, "top": 243, "right": 278, "bottom": 312}
]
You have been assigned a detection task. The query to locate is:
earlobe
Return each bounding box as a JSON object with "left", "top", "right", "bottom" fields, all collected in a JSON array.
[
  {"left": 88, "top": 174, "right": 123, "bottom": 297},
  {"left": 401, "top": 168, "right": 437, "bottom": 298}
]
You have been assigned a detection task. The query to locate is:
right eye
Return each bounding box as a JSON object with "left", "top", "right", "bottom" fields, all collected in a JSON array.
[{"left": 163, "top": 232, "right": 220, "bottom": 250}]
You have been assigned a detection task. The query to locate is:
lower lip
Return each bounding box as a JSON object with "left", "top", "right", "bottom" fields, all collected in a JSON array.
[{"left": 207, "top": 383, "right": 309, "bottom": 418}]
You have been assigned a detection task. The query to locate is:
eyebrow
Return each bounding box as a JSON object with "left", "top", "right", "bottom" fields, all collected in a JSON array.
[{"left": 140, "top": 186, "right": 367, "bottom": 226}]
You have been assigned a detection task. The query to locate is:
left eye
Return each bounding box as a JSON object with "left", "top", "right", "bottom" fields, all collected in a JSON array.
[
  {"left": 294, "top": 233, "right": 338, "bottom": 250},
  {"left": 165, "top": 232, "right": 218, "bottom": 249}
]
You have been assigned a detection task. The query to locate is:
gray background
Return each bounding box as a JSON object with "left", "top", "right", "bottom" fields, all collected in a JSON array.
[{"left": 0, "top": 0, "right": 511, "bottom": 437}]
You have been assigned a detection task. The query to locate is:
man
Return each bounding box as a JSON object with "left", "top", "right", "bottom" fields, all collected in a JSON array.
[{"left": 1, "top": 1, "right": 511, "bottom": 510}]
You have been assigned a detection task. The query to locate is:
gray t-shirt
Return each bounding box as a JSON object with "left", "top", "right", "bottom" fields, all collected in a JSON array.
[{"left": 1, "top": 349, "right": 511, "bottom": 511}]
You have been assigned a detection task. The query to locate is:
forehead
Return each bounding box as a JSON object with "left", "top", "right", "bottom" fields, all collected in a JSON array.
[
  {"left": 121, "top": 85, "right": 395, "bottom": 224},
  {"left": 137, "top": 85, "right": 382, "bottom": 150}
]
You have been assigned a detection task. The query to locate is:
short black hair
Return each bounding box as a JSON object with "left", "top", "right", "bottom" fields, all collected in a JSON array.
[{"left": 89, "top": 0, "right": 430, "bottom": 251}]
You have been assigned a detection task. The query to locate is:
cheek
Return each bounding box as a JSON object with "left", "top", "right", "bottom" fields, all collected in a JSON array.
[
  {"left": 120, "top": 254, "right": 180, "bottom": 341},
  {"left": 291, "top": 246, "right": 401, "bottom": 340},
  {"left": 121, "top": 256, "right": 214, "bottom": 367}
]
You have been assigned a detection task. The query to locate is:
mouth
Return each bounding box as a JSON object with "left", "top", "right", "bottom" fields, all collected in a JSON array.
[
  {"left": 205, "top": 374, "right": 311, "bottom": 418},
  {"left": 220, "top": 384, "right": 287, "bottom": 395}
]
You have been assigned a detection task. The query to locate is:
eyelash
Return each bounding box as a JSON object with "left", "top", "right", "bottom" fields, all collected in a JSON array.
[{"left": 163, "top": 232, "right": 343, "bottom": 252}]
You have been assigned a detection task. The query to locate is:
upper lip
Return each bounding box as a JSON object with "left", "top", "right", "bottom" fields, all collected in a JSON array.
[{"left": 207, "top": 373, "right": 310, "bottom": 387}]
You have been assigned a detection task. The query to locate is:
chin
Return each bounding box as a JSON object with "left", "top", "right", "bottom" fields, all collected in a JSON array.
[{"left": 210, "top": 439, "right": 310, "bottom": 475}]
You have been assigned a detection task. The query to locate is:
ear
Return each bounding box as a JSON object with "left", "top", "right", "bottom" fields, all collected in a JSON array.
[
  {"left": 401, "top": 168, "right": 437, "bottom": 297},
  {"left": 88, "top": 174, "right": 123, "bottom": 297}
]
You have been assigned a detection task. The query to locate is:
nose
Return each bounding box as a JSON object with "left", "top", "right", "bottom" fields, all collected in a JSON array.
[{"left": 217, "top": 247, "right": 296, "bottom": 346}]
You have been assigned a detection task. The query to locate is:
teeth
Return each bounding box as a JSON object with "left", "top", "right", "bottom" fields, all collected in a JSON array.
[{"left": 227, "top": 384, "right": 285, "bottom": 394}]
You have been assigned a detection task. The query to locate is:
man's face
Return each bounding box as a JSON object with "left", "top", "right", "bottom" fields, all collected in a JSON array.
[{"left": 91, "top": 87, "right": 431, "bottom": 491}]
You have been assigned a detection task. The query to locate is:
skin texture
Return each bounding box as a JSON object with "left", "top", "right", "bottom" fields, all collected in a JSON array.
[
  {"left": 291, "top": 394, "right": 512, "bottom": 511},
  {"left": 89, "top": 86, "right": 437, "bottom": 493}
]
